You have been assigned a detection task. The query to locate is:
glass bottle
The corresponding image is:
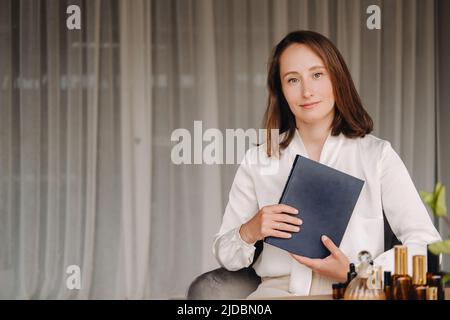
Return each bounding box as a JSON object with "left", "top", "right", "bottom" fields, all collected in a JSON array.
[
  {"left": 332, "top": 283, "right": 340, "bottom": 299},
  {"left": 384, "top": 271, "right": 392, "bottom": 300},
  {"left": 426, "top": 287, "right": 438, "bottom": 300},
  {"left": 346, "top": 263, "right": 357, "bottom": 286},
  {"left": 411, "top": 255, "right": 427, "bottom": 300},
  {"left": 426, "top": 245, "right": 445, "bottom": 300},
  {"left": 391, "top": 245, "right": 412, "bottom": 300},
  {"left": 343, "top": 251, "right": 386, "bottom": 300}
]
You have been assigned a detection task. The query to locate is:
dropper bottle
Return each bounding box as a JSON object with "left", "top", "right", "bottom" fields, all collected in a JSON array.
[{"left": 343, "top": 251, "right": 386, "bottom": 300}]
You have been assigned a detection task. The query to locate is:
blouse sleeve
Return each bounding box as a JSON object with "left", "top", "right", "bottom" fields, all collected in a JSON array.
[
  {"left": 212, "top": 148, "right": 260, "bottom": 271},
  {"left": 373, "top": 142, "right": 441, "bottom": 273}
]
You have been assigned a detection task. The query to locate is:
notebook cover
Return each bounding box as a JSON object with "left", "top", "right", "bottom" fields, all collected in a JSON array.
[{"left": 264, "top": 155, "right": 364, "bottom": 259}]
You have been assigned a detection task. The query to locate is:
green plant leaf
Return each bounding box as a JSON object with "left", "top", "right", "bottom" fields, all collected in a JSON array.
[
  {"left": 420, "top": 191, "right": 434, "bottom": 208},
  {"left": 443, "top": 273, "right": 450, "bottom": 284},
  {"left": 435, "top": 184, "right": 448, "bottom": 217},
  {"left": 428, "top": 239, "right": 450, "bottom": 255}
]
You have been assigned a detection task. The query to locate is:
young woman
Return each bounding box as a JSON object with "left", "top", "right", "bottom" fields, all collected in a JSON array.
[{"left": 212, "top": 30, "right": 441, "bottom": 298}]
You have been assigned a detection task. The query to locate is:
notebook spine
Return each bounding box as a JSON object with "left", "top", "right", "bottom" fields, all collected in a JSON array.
[{"left": 278, "top": 155, "right": 300, "bottom": 204}]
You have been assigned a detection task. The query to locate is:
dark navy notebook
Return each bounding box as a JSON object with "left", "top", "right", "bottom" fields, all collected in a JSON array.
[{"left": 264, "top": 155, "right": 364, "bottom": 259}]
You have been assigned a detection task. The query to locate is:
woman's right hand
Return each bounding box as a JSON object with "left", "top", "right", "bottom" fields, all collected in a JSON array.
[{"left": 239, "top": 204, "right": 302, "bottom": 244}]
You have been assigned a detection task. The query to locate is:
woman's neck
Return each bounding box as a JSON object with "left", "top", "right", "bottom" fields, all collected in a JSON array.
[
  {"left": 296, "top": 119, "right": 332, "bottom": 148},
  {"left": 295, "top": 113, "right": 334, "bottom": 162}
]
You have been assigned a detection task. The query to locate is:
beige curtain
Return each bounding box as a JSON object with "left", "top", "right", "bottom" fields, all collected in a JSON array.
[
  {"left": 0, "top": 0, "right": 122, "bottom": 299},
  {"left": 117, "top": 0, "right": 152, "bottom": 300},
  {"left": 0, "top": 0, "right": 446, "bottom": 299}
]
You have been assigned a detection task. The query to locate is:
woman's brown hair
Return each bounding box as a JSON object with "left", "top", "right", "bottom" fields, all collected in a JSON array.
[{"left": 263, "top": 30, "right": 373, "bottom": 157}]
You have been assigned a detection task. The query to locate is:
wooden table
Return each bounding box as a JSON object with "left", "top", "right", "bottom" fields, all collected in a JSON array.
[{"left": 253, "top": 288, "right": 450, "bottom": 300}]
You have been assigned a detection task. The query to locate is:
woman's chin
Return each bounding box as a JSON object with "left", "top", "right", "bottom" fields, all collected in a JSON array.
[
  {"left": 294, "top": 108, "right": 335, "bottom": 126},
  {"left": 296, "top": 114, "right": 324, "bottom": 125}
]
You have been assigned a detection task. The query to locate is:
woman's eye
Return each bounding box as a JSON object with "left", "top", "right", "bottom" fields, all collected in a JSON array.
[
  {"left": 288, "top": 78, "right": 299, "bottom": 84},
  {"left": 313, "top": 72, "right": 323, "bottom": 79}
]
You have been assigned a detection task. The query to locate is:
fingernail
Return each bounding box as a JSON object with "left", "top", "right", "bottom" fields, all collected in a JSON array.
[
  {"left": 298, "top": 219, "right": 303, "bottom": 225},
  {"left": 322, "top": 235, "right": 328, "bottom": 241},
  {"left": 295, "top": 227, "right": 300, "bottom": 232},
  {"left": 294, "top": 209, "right": 299, "bottom": 214}
]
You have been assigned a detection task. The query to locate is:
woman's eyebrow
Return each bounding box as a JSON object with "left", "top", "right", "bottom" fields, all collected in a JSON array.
[
  {"left": 282, "top": 71, "right": 299, "bottom": 78},
  {"left": 282, "top": 66, "right": 326, "bottom": 78},
  {"left": 309, "top": 65, "right": 326, "bottom": 71}
]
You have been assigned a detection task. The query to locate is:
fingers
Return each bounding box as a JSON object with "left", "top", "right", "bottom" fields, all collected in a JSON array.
[
  {"left": 268, "top": 204, "right": 299, "bottom": 215},
  {"left": 271, "top": 230, "right": 293, "bottom": 239},
  {"left": 260, "top": 204, "right": 302, "bottom": 239},
  {"left": 266, "top": 204, "right": 302, "bottom": 225},
  {"left": 275, "top": 213, "right": 302, "bottom": 226},
  {"left": 273, "top": 221, "right": 300, "bottom": 233},
  {"left": 321, "top": 235, "right": 340, "bottom": 257},
  {"left": 291, "top": 254, "right": 321, "bottom": 270},
  {"left": 268, "top": 221, "right": 299, "bottom": 239}
]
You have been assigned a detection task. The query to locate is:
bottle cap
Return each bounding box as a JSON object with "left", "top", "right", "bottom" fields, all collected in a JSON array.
[
  {"left": 394, "top": 245, "right": 408, "bottom": 275},
  {"left": 346, "top": 263, "right": 357, "bottom": 283},
  {"left": 427, "top": 244, "right": 441, "bottom": 274},
  {"left": 384, "top": 270, "right": 391, "bottom": 285},
  {"left": 412, "top": 255, "right": 426, "bottom": 285}
]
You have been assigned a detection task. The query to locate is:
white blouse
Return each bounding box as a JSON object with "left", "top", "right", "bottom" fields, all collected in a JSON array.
[{"left": 212, "top": 130, "right": 441, "bottom": 296}]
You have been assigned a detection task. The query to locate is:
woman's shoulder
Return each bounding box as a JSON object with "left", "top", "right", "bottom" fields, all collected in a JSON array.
[
  {"left": 241, "top": 142, "right": 270, "bottom": 166},
  {"left": 340, "top": 134, "right": 395, "bottom": 166},
  {"left": 350, "top": 133, "right": 392, "bottom": 154},
  {"left": 242, "top": 130, "right": 291, "bottom": 163}
]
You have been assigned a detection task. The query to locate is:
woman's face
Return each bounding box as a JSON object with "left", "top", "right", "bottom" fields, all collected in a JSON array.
[{"left": 279, "top": 43, "right": 335, "bottom": 127}]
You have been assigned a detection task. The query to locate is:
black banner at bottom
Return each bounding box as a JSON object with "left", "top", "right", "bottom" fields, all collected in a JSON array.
[{"left": 1, "top": 299, "right": 448, "bottom": 319}]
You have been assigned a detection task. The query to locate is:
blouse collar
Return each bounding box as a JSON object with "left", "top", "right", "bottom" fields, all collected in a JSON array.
[{"left": 287, "top": 129, "right": 344, "bottom": 165}]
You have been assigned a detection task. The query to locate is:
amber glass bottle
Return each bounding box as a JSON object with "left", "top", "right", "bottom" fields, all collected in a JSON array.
[
  {"left": 384, "top": 271, "right": 392, "bottom": 300},
  {"left": 391, "top": 246, "right": 412, "bottom": 300},
  {"left": 426, "top": 245, "right": 445, "bottom": 300},
  {"left": 411, "top": 255, "right": 427, "bottom": 300}
]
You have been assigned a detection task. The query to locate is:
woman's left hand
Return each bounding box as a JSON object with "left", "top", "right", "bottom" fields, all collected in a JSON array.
[{"left": 291, "top": 235, "right": 349, "bottom": 282}]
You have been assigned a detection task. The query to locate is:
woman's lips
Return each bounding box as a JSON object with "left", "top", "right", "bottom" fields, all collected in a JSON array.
[{"left": 300, "top": 101, "right": 320, "bottom": 109}]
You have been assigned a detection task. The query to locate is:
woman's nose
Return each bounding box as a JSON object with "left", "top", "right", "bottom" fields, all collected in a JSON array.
[{"left": 301, "top": 82, "right": 314, "bottom": 98}]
